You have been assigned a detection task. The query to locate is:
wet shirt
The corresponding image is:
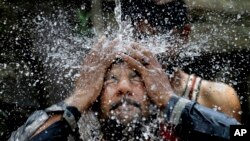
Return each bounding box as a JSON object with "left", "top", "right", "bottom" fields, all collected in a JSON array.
[{"left": 9, "top": 96, "right": 239, "bottom": 141}]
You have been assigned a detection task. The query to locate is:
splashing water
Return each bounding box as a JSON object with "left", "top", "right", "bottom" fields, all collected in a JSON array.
[
  {"left": 112, "top": 0, "right": 203, "bottom": 65},
  {"left": 29, "top": 0, "right": 215, "bottom": 107},
  {"left": 30, "top": 1, "right": 232, "bottom": 140},
  {"left": 32, "top": 1, "right": 205, "bottom": 91},
  {"left": 1, "top": 1, "right": 249, "bottom": 141},
  {"left": 32, "top": 10, "right": 96, "bottom": 102}
]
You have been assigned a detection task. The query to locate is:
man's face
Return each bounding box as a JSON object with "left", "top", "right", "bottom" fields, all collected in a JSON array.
[{"left": 100, "top": 62, "right": 150, "bottom": 125}]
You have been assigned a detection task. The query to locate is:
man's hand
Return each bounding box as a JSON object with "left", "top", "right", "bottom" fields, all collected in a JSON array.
[
  {"left": 65, "top": 37, "right": 118, "bottom": 113},
  {"left": 121, "top": 44, "right": 174, "bottom": 108}
]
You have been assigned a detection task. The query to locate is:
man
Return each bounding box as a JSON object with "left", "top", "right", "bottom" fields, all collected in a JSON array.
[
  {"left": 120, "top": 0, "right": 241, "bottom": 121},
  {"left": 10, "top": 38, "right": 239, "bottom": 141}
]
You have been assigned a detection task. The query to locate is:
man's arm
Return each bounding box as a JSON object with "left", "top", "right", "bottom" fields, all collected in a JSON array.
[
  {"left": 125, "top": 43, "right": 241, "bottom": 121},
  {"left": 30, "top": 105, "right": 81, "bottom": 141},
  {"left": 170, "top": 69, "right": 241, "bottom": 121},
  {"left": 122, "top": 46, "right": 240, "bottom": 140},
  {"left": 162, "top": 95, "right": 239, "bottom": 140},
  {"left": 9, "top": 37, "right": 119, "bottom": 141}
]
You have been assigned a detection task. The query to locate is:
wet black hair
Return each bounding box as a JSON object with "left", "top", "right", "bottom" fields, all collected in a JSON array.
[
  {"left": 121, "top": 0, "right": 189, "bottom": 33},
  {"left": 113, "top": 56, "right": 124, "bottom": 64}
]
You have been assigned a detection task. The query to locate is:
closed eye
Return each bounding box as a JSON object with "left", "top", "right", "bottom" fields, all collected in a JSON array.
[
  {"left": 104, "top": 75, "right": 118, "bottom": 86},
  {"left": 130, "top": 71, "right": 143, "bottom": 82}
]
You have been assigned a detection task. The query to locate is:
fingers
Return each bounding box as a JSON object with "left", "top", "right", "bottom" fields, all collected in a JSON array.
[
  {"left": 93, "top": 36, "right": 106, "bottom": 51},
  {"left": 125, "top": 46, "right": 150, "bottom": 66},
  {"left": 125, "top": 46, "right": 162, "bottom": 68},
  {"left": 130, "top": 42, "right": 143, "bottom": 51},
  {"left": 93, "top": 37, "right": 119, "bottom": 54},
  {"left": 129, "top": 43, "right": 160, "bottom": 67},
  {"left": 103, "top": 53, "right": 120, "bottom": 69},
  {"left": 130, "top": 43, "right": 154, "bottom": 58},
  {"left": 104, "top": 38, "right": 119, "bottom": 53},
  {"left": 121, "top": 53, "right": 146, "bottom": 73}
]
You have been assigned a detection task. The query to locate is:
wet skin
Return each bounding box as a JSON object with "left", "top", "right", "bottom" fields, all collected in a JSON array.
[{"left": 100, "top": 62, "right": 150, "bottom": 125}]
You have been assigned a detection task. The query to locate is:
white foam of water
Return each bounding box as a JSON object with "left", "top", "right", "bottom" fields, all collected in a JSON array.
[{"left": 30, "top": 3, "right": 222, "bottom": 140}]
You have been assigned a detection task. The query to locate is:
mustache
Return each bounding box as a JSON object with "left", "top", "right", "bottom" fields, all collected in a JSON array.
[{"left": 110, "top": 98, "right": 142, "bottom": 111}]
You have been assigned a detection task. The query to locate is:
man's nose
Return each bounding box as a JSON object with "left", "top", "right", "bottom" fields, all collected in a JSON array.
[{"left": 116, "top": 79, "right": 132, "bottom": 96}]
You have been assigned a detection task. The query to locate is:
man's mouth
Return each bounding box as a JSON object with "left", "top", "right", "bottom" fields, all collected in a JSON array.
[{"left": 110, "top": 98, "right": 141, "bottom": 111}]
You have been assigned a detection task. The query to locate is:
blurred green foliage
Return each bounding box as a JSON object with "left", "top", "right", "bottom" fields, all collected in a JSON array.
[{"left": 75, "top": 9, "right": 93, "bottom": 37}]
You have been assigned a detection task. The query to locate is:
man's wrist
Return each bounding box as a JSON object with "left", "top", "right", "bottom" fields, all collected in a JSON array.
[
  {"left": 46, "top": 102, "right": 82, "bottom": 131},
  {"left": 157, "top": 92, "right": 174, "bottom": 109},
  {"left": 64, "top": 96, "right": 88, "bottom": 113},
  {"left": 163, "top": 95, "right": 190, "bottom": 125},
  {"left": 63, "top": 106, "right": 81, "bottom": 131}
]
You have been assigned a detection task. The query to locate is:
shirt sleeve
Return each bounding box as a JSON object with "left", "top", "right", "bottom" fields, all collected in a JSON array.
[
  {"left": 163, "top": 95, "right": 240, "bottom": 140},
  {"left": 8, "top": 102, "right": 81, "bottom": 141},
  {"left": 8, "top": 110, "right": 49, "bottom": 141},
  {"left": 30, "top": 120, "right": 71, "bottom": 141}
]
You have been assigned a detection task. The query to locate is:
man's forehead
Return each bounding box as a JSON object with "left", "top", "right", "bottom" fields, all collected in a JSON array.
[
  {"left": 109, "top": 62, "right": 133, "bottom": 71},
  {"left": 104, "top": 63, "right": 135, "bottom": 80}
]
